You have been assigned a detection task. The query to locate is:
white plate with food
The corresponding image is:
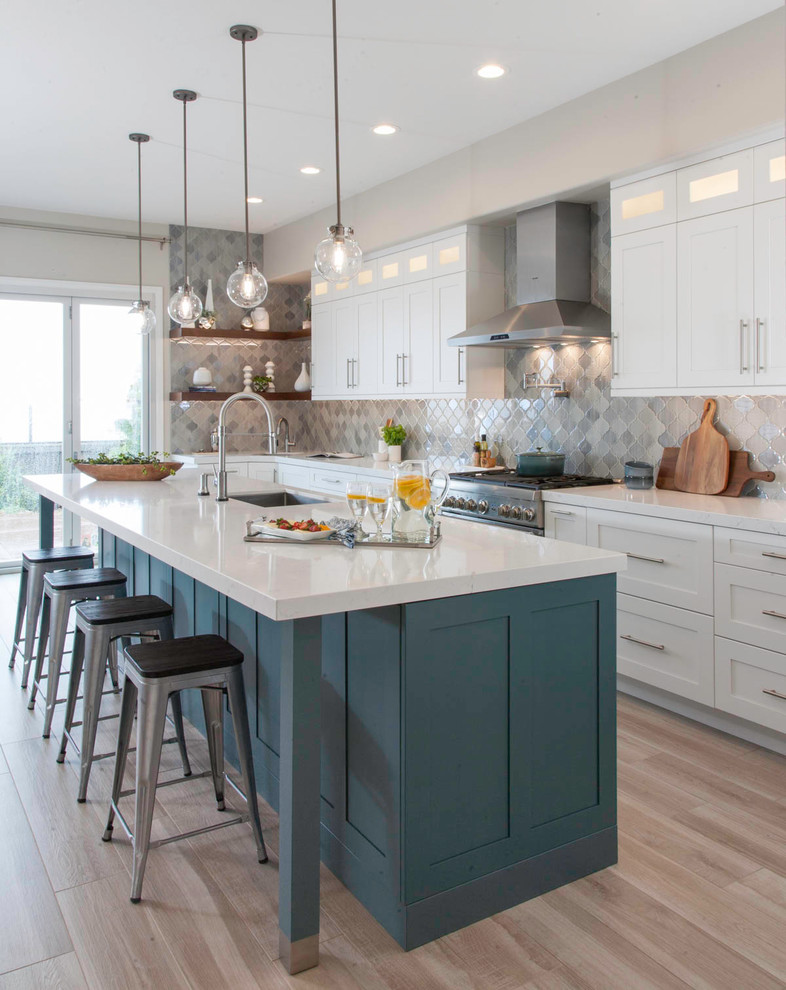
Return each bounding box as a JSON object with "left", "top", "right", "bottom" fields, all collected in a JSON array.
[{"left": 263, "top": 518, "right": 335, "bottom": 541}]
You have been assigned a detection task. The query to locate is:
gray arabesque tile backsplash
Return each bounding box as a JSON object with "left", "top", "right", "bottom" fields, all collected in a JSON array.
[{"left": 170, "top": 209, "right": 786, "bottom": 497}]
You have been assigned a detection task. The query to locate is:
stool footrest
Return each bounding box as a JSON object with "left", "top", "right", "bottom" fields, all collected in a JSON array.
[{"left": 107, "top": 800, "right": 247, "bottom": 849}]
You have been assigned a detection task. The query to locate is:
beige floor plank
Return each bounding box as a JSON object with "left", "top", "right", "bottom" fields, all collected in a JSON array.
[
  {"left": 4, "top": 738, "right": 125, "bottom": 892},
  {"left": 56, "top": 874, "right": 191, "bottom": 990},
  {"left": 674, "top": 802, "right": 786, "bottom": 879},
  {"left": 618, "top": 794, "right": 761, "bottom": 887},
  {"left": 732, "top": 868, "right": 786, "bottom": 911},
  {"left": 618, "top": 833, "right": 786, "bottom": 981},
  {"left": 500, "top": 896, "right": 690, "bottom": 990},
  {"left": 0, "top": 776, "right": 73, "bottom": 975},
  {"left": 554, "top": 866, "right": 784, "bottom": 990},
  {"left": 0, "top": 953, "right": 87, "bottom": 990},
  {"left": 617, "top": 761, "right": 705, "bottom": 818},
  {"left": 0, "top": 666, "right": 48, "bottom": 745},
  {"left": 520, "top": 972, "right": 591, "bottom": 990},
  {"left": 616, "top": 728, "right": 664, "bottom": 765}
]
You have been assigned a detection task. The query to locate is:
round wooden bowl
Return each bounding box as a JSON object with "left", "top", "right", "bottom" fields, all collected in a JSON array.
[{"left": 75, "top": 462, "right": 183, "bottom": 482}]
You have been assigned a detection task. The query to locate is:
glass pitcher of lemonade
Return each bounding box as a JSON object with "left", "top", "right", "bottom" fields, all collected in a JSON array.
[{"left": 390, "top": 460, "right": 450, "bottom": 541}]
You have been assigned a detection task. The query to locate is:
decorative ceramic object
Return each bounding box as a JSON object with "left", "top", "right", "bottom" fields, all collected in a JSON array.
[
  {"left": 241, "top": 314, "right": 254, "bottom": 330},
  {"left": 388, "top": 445, "right": 402, "bottom": 463},
  {"left": 376, "top": 439, "right": 388, "bottom": 461},
  {"left": 243, "top": 365, "right": 253, "bottom": 393},
  {"left": 192, "top": 367, "right": 212, "bottom": 386},
  {"left": 265, "top": 360, "right": 276, "bottom": 392},
  {"left": 205, "top": 278, "right": 215, "bottom": 312},
  {"left": 198, "top": 313, "right": 216, "bottom": 330},
  {"left": 251, "top": 307, "right": 269, "bottom": 330},
  {"left": 294, "top": 362, "right": 311, "bottom": 392},
  {"left": 302, "top": 319, "right": 312, "bottom": 330}
]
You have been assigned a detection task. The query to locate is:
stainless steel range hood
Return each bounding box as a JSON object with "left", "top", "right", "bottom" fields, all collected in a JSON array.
[{"left": 449, "top": 201, "right": 610, "bottom": 348}]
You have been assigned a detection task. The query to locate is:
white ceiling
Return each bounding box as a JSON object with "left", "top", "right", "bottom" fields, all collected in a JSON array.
[{"left": 0, "top": 1, "right": 779, "bottom": 235}]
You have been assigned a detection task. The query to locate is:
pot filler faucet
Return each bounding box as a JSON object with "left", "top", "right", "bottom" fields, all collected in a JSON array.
[{"left": 215, "top": 392, "right": 277, "bottom": 501}]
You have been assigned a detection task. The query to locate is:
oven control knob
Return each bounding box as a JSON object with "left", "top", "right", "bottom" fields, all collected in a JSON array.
[
  {"left": 455, "top": 498, "right": 467, "bottom": 510},
  {"left": 477, "top": 500, "right": 489, "bottom": 515},
  {"left": 465, "top": 499, "right": 477, "bottom": 511},
  {"left": 443, "top": 496, "right": 456, "bottom": 508},
  {"left": 524, "top": 507, "right": 536, "bottom": 522},
  {"left": 510, "top": 505, "right": 522, "bottom": 520},
  {"left": 498, "top": 504, "right": 511, "bottom": 517}
]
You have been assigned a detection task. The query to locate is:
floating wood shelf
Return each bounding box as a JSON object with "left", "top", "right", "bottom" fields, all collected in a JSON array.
[
  {"left": 169, "top": 327, "right": 311, "bottom": 341},
  {"left": 170, "top": 391, "right": 311, "bottom": 402}
]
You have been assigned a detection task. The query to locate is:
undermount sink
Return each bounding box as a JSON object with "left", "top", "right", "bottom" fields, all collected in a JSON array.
[{"left": 229, "top": 491, "right": 326, "bottom": 508}]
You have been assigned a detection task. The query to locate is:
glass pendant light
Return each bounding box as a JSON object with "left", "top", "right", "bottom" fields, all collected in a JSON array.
[
  {"left": 227, "top": 25, "right": 268, "bottom": 309},
  {"left": 168, "top": 89, "right": 203, "bottom": 326},
  {"left": 314, "top": 0, "right": 362, "bottom": 282},
  {"left": 128, "top": 133, "right": 156, "bottom": 335}
]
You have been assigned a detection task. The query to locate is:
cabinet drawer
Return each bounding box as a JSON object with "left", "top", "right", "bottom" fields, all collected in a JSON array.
[
  {"left": 715, "top": 563, "right": 786, "bottom": 654},
  {"left": 277, "top": 465, "right": 311, "bottom": 490},
  {"left": 544, "top": 504, "right": 587, "bottom": 544},
  {"left": 715, "top": 636, "right": 786, "bottom": 733},
  {"left": 714, "top": 527, "right": 786, "bottom": 576},
  {"left": 586, "top": 509, "right": 713, "bottom": 613},
  {"left": 617, "top": 594, "right": 714, "bottom": 704},
  {"left": 309, "top": 469, "right": 355, "bottom": 496}
]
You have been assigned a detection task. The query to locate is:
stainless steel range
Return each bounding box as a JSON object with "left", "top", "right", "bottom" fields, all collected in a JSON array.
[{"left": 441, "top": 470, "right": 616, "bottom": 535}]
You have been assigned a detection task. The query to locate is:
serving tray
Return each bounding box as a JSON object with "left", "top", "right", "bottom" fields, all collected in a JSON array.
[{"left": 244, "top": 530, "right": 442, "bottom": 549}]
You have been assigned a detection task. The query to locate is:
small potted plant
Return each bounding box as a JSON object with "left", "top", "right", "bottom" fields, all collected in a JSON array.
[
  {"left": 252, "top": 375, "right": 272, "bottom": 394},
  {"left": 382, "top": 423, "right": 406, "bottom": 462}
]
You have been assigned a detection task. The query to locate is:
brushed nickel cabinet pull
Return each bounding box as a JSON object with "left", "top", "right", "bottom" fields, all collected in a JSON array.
[
  {"left": 352, "top": 358, "right": 358, "bottom": 388},
  {"left": 762, "top": 609, "right": 786, "bottom": 621},
  {"left": 763, "top": 688, "right": 786, "bottom": 701},
  {"left": 620, "top": 633, "right": 665, "bottom": 651},
  {"left": 457, "top": 347, "right": 464, "bottom": 385},
  {"left": 346, "top": 357, "right": 351, "bottom": 389},
  {"left": 551, "top": 510, "right": 575, "bottom": 517},
  {"left": 611, "top": 332, "right": 619, "bottom": 377},
  {"left": 395, "top": 353, "right": 402, "bottom": 387},
  {"left": 402, "top": 353, "right": 408, "bottom": 386},
  {"left": 756, "top": 317, "right": 765, "bottom": 372},
  {"left": 761, "top": 551, "right": 786, "bottom": 561},
  {"left": 740, "top": 319, "right": 749, "bottom": 374},
  {"left": 626, "top": 552, "right": 665, "bottom": 564}
]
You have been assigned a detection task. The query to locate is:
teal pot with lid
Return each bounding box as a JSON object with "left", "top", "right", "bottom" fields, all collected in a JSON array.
[{"left": 515, "top": 447, "right": 566, "bottom": 477}]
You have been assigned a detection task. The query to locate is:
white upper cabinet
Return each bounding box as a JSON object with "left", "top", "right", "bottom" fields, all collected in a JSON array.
[
  {"left": 332, "top": 298, "right": 356, "bottom": 396},
  {"left": 754, "top": 139, "right": 786, "bottom": 203},
  {"left": 611, "top": 225, "right": 677, "bottom": 389},
  {"left": 677, "top": 207, "right": 755, "bottom": 389},
  {"left": 432, "top": 233, "right": 467, "bottom": 275},
  {"left": 676, "top": 149, "right": 754, "bottom": 221},
  {"left": 332, "top": 295, "right": 378, "bottom": 396},
  {"left": 310, "top": 303, "right": 334, "bottom": 397},
  {"left": 311, "top": 273, "right": 353, "bottom": 300},
  {"left": 378, "top": 251, "right": 406, "bottom": 288},
  {"left": 377, "top": 287, "right": 405, "bottom": 394},
  {"left": 403, "top": 244, "right": 434, "bottom": 283},
  {"left": 354, "top": 259, "right": 378, "bottom": 295},
  {"left": 753, "top": 198, "right": 786, "bottom": 387},
  {"left": 433, "top": 272, "right": 467, "bottom": 393},
  {"left": 402, "top": 281, "right": 434, "bottom": 393},
  {"left": 611, "top": 173, "right": 677, "bottom": 235}
]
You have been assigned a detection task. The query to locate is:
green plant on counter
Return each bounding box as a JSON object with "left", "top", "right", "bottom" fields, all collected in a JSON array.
[
  {"left": 67, "top": 452, "right": 177, "bottom": 476},
  {"left": 252, "top": 375, "right": 272, "bottom": 393},
  {"left": 381, "top": 424, "right": 406, "bottom": 447}
]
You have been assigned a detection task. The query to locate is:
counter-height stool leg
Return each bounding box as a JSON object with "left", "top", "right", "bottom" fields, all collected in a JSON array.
[
  {"left": 201, "top": 688, "right": 226, "bottom": 810},
  {"left": 74, "top": 624, "right": 113, "bottom": 802},
  {"left": 27, "top": 593, "right": 51, "bottom": 706},
  {"left": 102, "top": 678, "right": 138, "bottom": 842},
  {"left": 9, "top": 565, "right": 28, "bottom": 669},
  {"left": 169, "top": 693, "right": 192, "bottom": 779},
  {"left": 21, "top": 569, "right": 46, "bottom": 689},
  {"left": 58, "top": 628, "right": 86, "bottom": 761},
  {"left": 226, "top": 665, "right": 267, "bottom": 864}
]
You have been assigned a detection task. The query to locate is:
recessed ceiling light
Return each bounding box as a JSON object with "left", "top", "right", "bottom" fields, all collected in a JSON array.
[
  {"left": 300, "top": 165, "right": 321, "bottom": 175},
  {"left": 246, "top": 196, "right": 263, "bottom": 204},
  {"left": 372, "top": 123, "right": 399, "bottom": 136},
  {"left": 475, "top": 63, "right": 506, "bottom": 79}
]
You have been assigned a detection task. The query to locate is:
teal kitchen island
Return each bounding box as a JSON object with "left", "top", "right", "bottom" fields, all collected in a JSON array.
[{"left": 26, "top": 471, "right": 625, "bottom": 973}]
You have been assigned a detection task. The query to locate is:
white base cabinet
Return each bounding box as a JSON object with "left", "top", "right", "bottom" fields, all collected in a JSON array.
[
  {"left": 715, "top": 637, "right": 786, "bottom": 734},
  {"left": 544, "top": 504, "right": 587, "bottom": 544}
]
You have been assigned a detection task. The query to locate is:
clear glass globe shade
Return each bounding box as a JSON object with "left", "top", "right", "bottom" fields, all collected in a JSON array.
[
  {"left": 227, "top": 262, "right": 268, "bottom": 309},
  {"left": 128, "top": 301, "right": 156, "bottom": 336},
  {"left": 314, "top": 228, "right": 362, "bottom": 282},
  {"left": 168, "top": 282, "right": 203, "bottom": 325}
]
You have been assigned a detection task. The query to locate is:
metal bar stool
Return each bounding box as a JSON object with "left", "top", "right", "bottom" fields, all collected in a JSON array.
[
  {"left": 102, "top": 634, "right": 268, "bottom": 903},
  {"left": 11, "top": 546, "right": 95, "bottom": 688},
  {"left": 29, "top": 568, "right": 127, "bottom": 738},
  {"left": 58, "top": 595, "right": 192, "bottom": 802}
]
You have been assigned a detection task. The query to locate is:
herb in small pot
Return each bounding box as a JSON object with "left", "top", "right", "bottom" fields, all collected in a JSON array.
[
  {"left": 381, "top": 424, "right": 406, "bottom": 447},
  {"left": 252, "top": 375, "right": 271, "bottom": 394}
]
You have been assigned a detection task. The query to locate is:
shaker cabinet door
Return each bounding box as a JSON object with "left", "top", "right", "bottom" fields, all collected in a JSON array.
[
  {"left": 310, "top": 303, "right": 335, "bottom": 397},
  {"left": 753, "top": 198, "right": 786, "bottom": 387},
  {"left": 432, "top": 272, "right": 466, "bottom": 394},
  {"left": 332, "top": 298, "right": 356, "bottom": 397},
  {"left": 402, "top": 281, "right": 434, "bottom": 394},
  {"left": 377, "top": 287, "right": 405, "bottom": 394}
]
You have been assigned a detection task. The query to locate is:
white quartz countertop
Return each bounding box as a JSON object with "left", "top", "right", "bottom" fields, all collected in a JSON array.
[
  {"left": 544, "top": 485, "right": 786, "bottom": 536},
  {"left": 25, "top": 471, "right": 624, "bottom": 622}
]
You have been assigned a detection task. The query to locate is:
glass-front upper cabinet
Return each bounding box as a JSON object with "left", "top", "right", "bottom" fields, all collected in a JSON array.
[
  {"left": 676, "top": 149, "right": 754, "bottom": 221},
  {"left": 754, "top": 139, "right": 786, "bottom": 203},
  {"left": 354, "top": 259, "right": 378, "bottom": 295},
  {"left": 611, "top": 173, "right": 677, "bottom": 235}
]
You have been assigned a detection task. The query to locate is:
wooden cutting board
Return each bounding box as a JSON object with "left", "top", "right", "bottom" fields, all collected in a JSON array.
[
  {"left": 673, "top": 399, "right": 730, "bottom": 494},
  {"left": 657, "top": 447, "right": 774, "bottom": 496}
]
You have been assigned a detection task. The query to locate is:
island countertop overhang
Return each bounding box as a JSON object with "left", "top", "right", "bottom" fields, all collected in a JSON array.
[{"left": 24, "top": 471, "right": 625, "bottom": 622}]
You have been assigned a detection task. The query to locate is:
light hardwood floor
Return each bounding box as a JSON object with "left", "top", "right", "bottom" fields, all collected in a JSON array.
[{"left": 0, "top": 573, "right": 784, "bottom": 989}]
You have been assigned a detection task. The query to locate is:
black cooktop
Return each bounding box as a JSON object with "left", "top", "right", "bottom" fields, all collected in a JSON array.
[{"left": 450, "top": 470, "right": 617, "bottom": 491}]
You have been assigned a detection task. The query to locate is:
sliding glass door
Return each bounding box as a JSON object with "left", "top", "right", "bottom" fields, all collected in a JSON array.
[{"left": 0, "top": 291, "right": 150, "bottom": 567}]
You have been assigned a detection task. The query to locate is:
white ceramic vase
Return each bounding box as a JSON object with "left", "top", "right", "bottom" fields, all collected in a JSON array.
[
  {"left": 294, "top": 362, "right": 311, "bottom": 392},
  {"left": 388, "top": 445, "right": 402, "bottom": 463}
]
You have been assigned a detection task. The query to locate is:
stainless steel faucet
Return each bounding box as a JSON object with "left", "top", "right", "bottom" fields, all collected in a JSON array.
[
  {"left": 216, "top": 392, "right": 277, "bottom": 501},
  {"left": 276, "top": 416, "right": 296, "bottom": 453}
]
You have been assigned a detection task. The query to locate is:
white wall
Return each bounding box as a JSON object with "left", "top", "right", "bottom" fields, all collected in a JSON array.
[{"left": 264, "top": 9, "right": 786, "bottom": 280}]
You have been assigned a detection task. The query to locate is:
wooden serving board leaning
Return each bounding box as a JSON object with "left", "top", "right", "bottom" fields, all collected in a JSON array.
[
  {"left": 657, "top": 448, "right": 774, "bottom": 496},
  {"left": 673, "top": 398, "right": 729, "bottom": 495}
]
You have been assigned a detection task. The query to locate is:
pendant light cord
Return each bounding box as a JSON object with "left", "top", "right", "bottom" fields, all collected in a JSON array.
[
  {"left": 331, "top": 0, "right": 341, "bottom": 227},
  {"left": 182, "top": 98, "right": 189, "bottom": 282},
  {"left": 241, "top": 38, "right": 251, "bottom": 264},
  {"left": 136, "top": 140, "right": 143, "bottom": 299}
]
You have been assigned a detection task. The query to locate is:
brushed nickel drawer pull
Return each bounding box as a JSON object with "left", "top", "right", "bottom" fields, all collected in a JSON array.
[
  {"left": 763, "top": 688, "right": 786, "bottom": 701},
  {"left": 626, "top": 552, "right": 665, "bottom": 564},
  {"left": 762, "top": 609, "right": 786, "bottom": 621},
  {"left": 620, "top": 633, "right": 665, "bottom": 651},
  {"left": 551, "top": 510, "right": 575, "bottom": 517},
  {"left": 761, "top": 551, "right": 786, "bottom": 561}
]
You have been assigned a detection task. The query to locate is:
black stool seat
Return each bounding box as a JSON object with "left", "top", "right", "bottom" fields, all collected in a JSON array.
[
  {"left": 45, "top": 567, "right": 126, "bottom": 591},
  {"left": 76, "top": 595, "right": 173, "bottom": 626},
  {"left": 23, "top": 546, "right": 94, "bottom": 565},
  {"left": 126, "top": 634, "right": 243, "bottom": 679}
]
